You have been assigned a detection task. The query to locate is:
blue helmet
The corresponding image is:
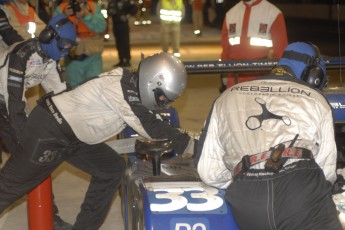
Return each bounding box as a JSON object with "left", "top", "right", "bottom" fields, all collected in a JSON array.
[
  {"left": 39, "top": 14, "right": 78, "bottom": 61},
  {"left": 278, "top": 42, "right": 327, "bottom": 89}
]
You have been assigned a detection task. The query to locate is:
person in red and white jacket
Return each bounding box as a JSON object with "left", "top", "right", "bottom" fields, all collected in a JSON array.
[{"left": 220, "top": 0, "right": 288, "bottom": 90}]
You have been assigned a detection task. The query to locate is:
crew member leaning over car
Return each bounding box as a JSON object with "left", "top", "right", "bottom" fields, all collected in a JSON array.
[
  {"left": 196, "top": 42, "right": 342, "bottom": 230},
  {"left": 0, "top": 52, "right": 194, "bottom": 230}
]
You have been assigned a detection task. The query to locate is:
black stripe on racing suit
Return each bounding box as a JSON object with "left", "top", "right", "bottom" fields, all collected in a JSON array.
[{"left": 6, "top": 40, "right": 46, "bottom": 141}]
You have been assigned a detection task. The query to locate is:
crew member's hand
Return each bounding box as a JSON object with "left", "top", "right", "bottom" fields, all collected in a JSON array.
[
  {"left": 76, "top": 6, "right": 89, "bottom": 18},
  {"left": 178, "top": 128, "right": 200, "bottom": 140}
]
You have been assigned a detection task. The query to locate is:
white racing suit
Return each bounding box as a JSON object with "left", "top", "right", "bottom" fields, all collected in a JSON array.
[
  {"left": 0, "top": 39, "right": 66, "bottom": 150},
  {"left": 0, "top": 6, "right": 23, "bottom": 157},
  {"left": 0, "top": 68, "right": 191, "bottom": 230},
  {"left": 196, "top": 71, "right": 342, "bottom": 229}
]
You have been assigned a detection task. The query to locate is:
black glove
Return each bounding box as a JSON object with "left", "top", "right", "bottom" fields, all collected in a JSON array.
[{"left": 333, "top": 174, "right": 345, "bottom": 195}]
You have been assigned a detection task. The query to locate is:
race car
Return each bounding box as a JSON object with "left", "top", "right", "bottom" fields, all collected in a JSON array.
[{"left": 120, "top": 107, "right": 239, "bottom": 230}]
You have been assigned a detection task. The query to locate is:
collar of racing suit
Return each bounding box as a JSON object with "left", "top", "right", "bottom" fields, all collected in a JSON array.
[
  {"left": 242, "top": 0, "right": 262, "bottom": 7},
  {"left": 260, "top": 66, "right": 320, "bottom": 90}
]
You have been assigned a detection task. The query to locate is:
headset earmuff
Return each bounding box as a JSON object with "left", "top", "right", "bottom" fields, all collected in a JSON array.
[
  {"left": 300, "top": 42, "right": 324, "bottom": 88},
  {"left": 282, "top": 42, "right": 325, "bottom": 89}
]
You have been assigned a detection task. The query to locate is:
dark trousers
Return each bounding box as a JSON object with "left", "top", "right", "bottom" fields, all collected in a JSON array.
[
  {"left": 0, "top": 102, "right": 68, "bottom": 218},
  {"left": 0, "top": 106, "right": 126, "bottom": 230},
  {"left": 112, "top": 20, "right": 131, "bottom": 62},
  {"left": 0, "top": 102, "right": 19, "bottom": 155},
  {"left": 226, "top": 160, "right": 342, "bottom": 230}
]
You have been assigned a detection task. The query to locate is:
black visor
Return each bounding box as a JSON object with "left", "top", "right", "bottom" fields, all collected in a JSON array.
[
  {"left": 154, "top": 88, "right": 171, "bottom": 107},
  {"left": 56, "top": 36, "right": 78, "bottom": 52}
]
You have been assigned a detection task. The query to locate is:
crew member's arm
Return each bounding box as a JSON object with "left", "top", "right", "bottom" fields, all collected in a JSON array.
[
  {"left": 196, "top": 102, "right": 232, "bottom": 189},
  {"left": 7, "top": 51, "right": 29, "bottom": 141},
  {"left": 0, "top": 8, "right": 23, "bottom": 45},
  {"left": 104, "top": 71, "right": 191, "bottom": 155},
  {"left": 126, "top": 102, "right": 191, "bottom": 155},
  {"left": 78, "top": 2, "right": 106, "bottom": 33},
  {"left": 40, "top": 61, "right": 67, "bottom": 93},
  {"left": 314, "top": 109, "right": 338, "bottom": 184}
]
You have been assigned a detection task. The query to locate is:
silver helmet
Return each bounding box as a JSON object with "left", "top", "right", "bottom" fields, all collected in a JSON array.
[{"left": 138, "top": 53, "right": 187, "bottom": 110}]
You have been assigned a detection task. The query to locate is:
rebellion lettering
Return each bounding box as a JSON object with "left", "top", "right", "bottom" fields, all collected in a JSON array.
[{"left": 231, "top": 85, "right": 311, "bottom": 96}]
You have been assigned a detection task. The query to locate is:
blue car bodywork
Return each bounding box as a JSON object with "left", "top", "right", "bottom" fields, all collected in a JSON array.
[{"left": 121, "top": 107, "right": 239, "bottom": 230}]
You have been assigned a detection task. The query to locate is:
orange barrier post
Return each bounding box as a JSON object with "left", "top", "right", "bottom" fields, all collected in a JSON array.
[{"left": 27, "top": 176, "right": 53, "bottom": 230}]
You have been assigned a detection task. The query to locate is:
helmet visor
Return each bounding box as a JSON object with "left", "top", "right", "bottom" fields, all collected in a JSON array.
[
  {"left": 154, "top": 88, "right": 171, "bottom": 108},
  {"left": 56, "top": 36, "right": 78, "bottom": 52}
]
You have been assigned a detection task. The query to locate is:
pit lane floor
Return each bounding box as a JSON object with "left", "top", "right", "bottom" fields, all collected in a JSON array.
[{"left": 0, "top": 39, "right": 344, "bottom": 229}]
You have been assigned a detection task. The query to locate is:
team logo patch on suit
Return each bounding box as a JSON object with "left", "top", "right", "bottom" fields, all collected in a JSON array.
[
  {"left": 245, "top": 97, "right": 291, "bottom": 130},
  {"left": 31, "top": 138, "right": 64, "bottom": 165},
  {"left": 28, "top": 59, "right": 43, "bottom": 66},
  {"left": 17, "top": 50, "right": 26, "bottom": 58},
  {"left": 259, "top": 23, "right": 268, "bottom": 34},
  {"left": 229, "top": 23, "right": 236, "bottom": 34}
]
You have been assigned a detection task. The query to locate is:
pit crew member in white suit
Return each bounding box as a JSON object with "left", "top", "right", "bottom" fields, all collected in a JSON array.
[
  {"left": 0, "top": 52, "right": 193, "bottom": 230},
  {"left": 0, "top": 14, "right": 77, "bottom": 152},
  {"left": 196, "top": 42, "right": 342, "bottom": 229},
  {"left": 0, "top": 0, "right": 23, "bottom": 158}
]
